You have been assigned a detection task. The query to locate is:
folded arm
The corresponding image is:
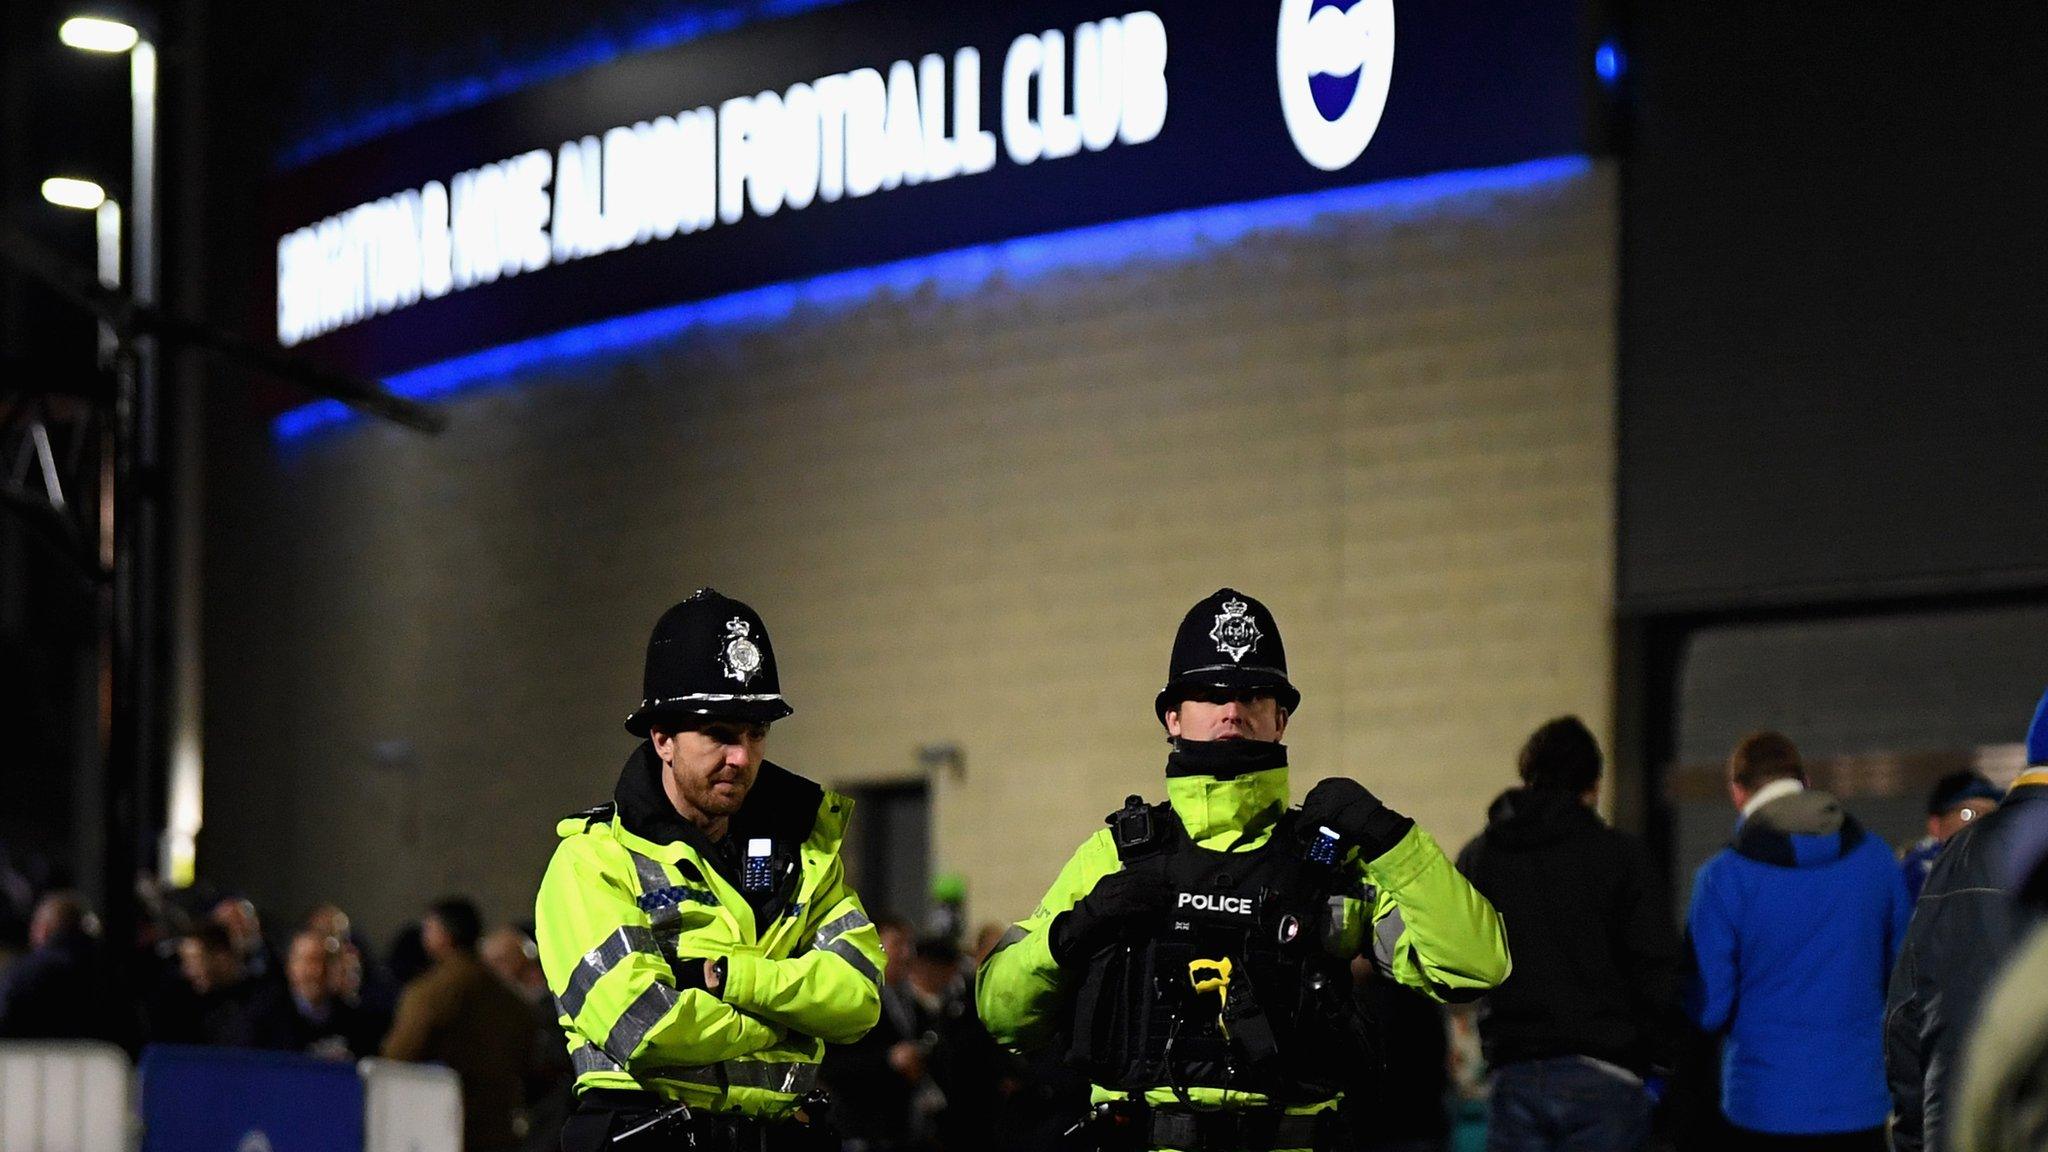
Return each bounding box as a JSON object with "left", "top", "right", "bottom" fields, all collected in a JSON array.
[
  {"left": 718, "top": 864, "right": 883, "bottom": 1045},
  {"left": 537, "top": 839, "right": 784, "bottom": 1068}
]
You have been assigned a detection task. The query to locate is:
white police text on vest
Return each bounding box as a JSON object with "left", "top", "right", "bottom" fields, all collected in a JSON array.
[{"left": 1177, "top": 893, "right": 1254, "bottom": 915}]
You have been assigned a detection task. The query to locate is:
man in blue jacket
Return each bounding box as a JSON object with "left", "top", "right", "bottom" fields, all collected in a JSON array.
[{"left": 1685, "top": 731, "right": 1910, "bottom": 1150}]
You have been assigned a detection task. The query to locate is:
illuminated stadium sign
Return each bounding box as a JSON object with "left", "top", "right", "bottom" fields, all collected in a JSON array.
[
  {"left": 269, "top": 0, "right": 1578, "bottom": 378},
  {"left": 276, "top": 14, "right": 1169, "bottom": 349}
]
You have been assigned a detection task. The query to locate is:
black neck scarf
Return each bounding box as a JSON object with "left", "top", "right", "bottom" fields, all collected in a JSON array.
[{"left": 1165, "top": 738, "right": 1289, "bottom": 779}]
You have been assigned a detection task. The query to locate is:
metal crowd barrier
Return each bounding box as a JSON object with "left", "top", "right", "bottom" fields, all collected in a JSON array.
[
  {"left": 359, "top": 1059, "right": 461, "bottom": 1152},
  {"left": 0, "top": 1040, "right": 134, "bottom": 1152}
]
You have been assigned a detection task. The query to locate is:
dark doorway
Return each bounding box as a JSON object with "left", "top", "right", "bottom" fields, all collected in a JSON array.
[{"left": 843, "top": 780, "right": 930, "bottom": 930}]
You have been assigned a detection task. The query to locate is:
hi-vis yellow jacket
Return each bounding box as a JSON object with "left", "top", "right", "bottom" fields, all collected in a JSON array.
[
  {"left": 977, "top": 762, "right": 1510, "bottom": 1115},
  {"left": 535, "top": 748, "right": 883, "bottom": 1118}
]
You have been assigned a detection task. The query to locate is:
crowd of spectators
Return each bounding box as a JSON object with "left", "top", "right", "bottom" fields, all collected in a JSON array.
[
  {"left": 6, "top": 689, "right": 2048, "bottom": 1152},
  {"left": 0, "top": 884, "right": 571, "bottom": 1152},
  {"left": 1448, "top": 691, "right": 2048, "bottom": 1152},
  {"left": 0, "top": 872, "right": 1448, "bottom": 1152}
]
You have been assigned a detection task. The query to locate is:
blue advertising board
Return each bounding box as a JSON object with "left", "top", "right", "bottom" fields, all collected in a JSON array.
[{"left": 140, "top": 1045, "right": 365, "bottom": 1152}]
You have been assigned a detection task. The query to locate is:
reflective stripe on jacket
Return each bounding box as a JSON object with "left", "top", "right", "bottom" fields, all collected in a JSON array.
[
  {"left": 535, "top": 752, "right": 883, "bottom": 1117},
  {"left": 975, "top": 763, "right": 1510, "bottom": 1113}
]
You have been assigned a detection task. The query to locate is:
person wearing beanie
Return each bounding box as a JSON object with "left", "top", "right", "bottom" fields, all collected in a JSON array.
[
  {"left": 1455, "top": 717, "right": 1682, "bottom": 1152},
  {"left": 534, "top": 589, "right": 883, "bottom": 1151},
  {"left": 1899, "top": 771, "right": 2003, "bottom": 901},
  {"left": 1887, "top": 688, "right": 2048, "bottom": 1152},
  {"left": 976, "top": 588, "right": 1510, "bottom": 1152},
  {"left": 1685, "top": 731, "right": 1911, "bottom": 1150}
]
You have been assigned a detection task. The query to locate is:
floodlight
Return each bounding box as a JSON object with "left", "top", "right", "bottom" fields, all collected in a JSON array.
[
  {"left": 59, "top": 16, "right": 140, "bottom": 53},
  {"left": 42, "top": 177, "right": 108, "bottom": 211}
]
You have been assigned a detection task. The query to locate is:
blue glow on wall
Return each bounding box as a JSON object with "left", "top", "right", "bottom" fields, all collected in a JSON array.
[
  {"left": 278, "top": 0, "right": 855, "bottom": 170},
  {"left": 274, "top": 154, "right": 1593, "bottom": 443}
]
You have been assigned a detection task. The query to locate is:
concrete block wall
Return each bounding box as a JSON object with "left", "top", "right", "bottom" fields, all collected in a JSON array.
[{"left": 201, "top": 163, "right": 1617, "bottom": 941}]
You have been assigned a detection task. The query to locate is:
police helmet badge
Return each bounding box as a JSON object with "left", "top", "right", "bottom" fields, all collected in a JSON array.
[
  {"left": 1209, "top": 597, "right": 1263, "bottom": 662},
  {"left": 719, "top": 618, "right": 764, "bottom": 684}
]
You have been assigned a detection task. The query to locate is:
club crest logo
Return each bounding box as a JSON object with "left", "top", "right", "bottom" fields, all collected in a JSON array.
[
  {"left": 1209, "top": 597, "right": 1263, "bottom": 662},
  {"left": 1276, "top": 0, "right": 1396, "bottom": 172},
  {"left": 719, "top": 618, "right": 764, "bottom": 685}
]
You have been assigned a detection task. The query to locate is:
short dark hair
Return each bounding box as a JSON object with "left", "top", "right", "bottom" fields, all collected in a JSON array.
[
  {"left": 1517, "top": 716, "right": 1603, "bottom": 793},
  {"left": 183, "top": 922, "right": 235, "bottom": 955},
  {"left": 33, "top": 891, "right": 89, "bottom": 937},
  {"left": 1729, "top": 731, "right": 1806, "bottom": 792},
  {"left": 427, "top": 897, "right": 483, "bottom": 950}
]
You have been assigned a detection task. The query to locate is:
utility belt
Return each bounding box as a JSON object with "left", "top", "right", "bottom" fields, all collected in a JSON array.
[
  {"left": 1067, "top": 1100, "right": 1341, "bottom": 1152},
  {"left": 561, "top": 1089, "right": 835, "bottom": 1152}
]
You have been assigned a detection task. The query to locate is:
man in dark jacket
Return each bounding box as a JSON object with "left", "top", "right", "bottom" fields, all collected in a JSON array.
[
  {"left": 1457, "top": 716, "right": 1681, "bottom": 1152},
  {"left": 285, "top": 927, "right": 388, "bottom": 1058},
  {"left": 164, "top": 921, "right": 299, "bottom": 1049},
  {"left": 1687, "top": 732, "right": 1909, "bottom": 1149},
  {"left": 0, "top": 891, "right": 128, "bottom": 1045},
  {"left": 1886, "top": 688, "right": 2048, "bottom": 1152},
  {"left": 1898, "top": 771, "right": 2002, "bottom": 901},
  {"left": 827, "top": 934, "right": 1005, "bottom": 1152}
]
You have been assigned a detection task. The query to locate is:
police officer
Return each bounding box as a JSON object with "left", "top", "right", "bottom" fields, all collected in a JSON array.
[
  {"left": 537, "top": 589, "right": 884, "bottom": 1150},
  {"left": 976, "top": 589, "right": 1511, "bottom": 1151}
]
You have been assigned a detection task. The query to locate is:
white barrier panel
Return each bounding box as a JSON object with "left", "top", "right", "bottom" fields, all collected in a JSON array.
[
  {"left": 0, "top": 1040, "right": 133, "bottom": 1152},
  {"left": 359, "top": 1058, "right": 461, "bottom": 1152}
]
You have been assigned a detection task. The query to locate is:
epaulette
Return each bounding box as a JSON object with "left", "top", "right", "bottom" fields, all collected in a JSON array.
[{"left": 566, "top": 801, "right": 616, "bottom": 832}]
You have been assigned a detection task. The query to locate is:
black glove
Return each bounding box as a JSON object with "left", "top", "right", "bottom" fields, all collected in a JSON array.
[
  {"left": 1049, "top": 863, "right": 1170, "bottom": 967},
  {"left": 671, "top": 955, "right": 725, "bottom": 996},
  {"left": 1301, "top": 777, "right": 1414, "bottom": 860}
]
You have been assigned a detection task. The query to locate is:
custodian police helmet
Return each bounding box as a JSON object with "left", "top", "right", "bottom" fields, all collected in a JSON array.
[
  {"left": 1154, "top": 587, "right": 1300, "bottom": 725},
  {"left": 624, "top": 588, "right": 794, "bottom": 736}
]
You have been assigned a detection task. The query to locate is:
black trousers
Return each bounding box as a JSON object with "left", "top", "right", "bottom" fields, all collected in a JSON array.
[
  {"left": 560, "top": 1092, "right": 837, "bottom": 1152},
  {"left": 1724, "top": 1125, "right": 1886, "bottom": 1152}
]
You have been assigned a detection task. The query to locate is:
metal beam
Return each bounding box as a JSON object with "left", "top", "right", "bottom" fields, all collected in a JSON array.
[{"left": 0, "top": 225, "right": 446, "bottom": 434}]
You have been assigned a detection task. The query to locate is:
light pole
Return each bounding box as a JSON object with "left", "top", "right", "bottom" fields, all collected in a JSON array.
[
  {"left": 60, "top": 13, "right": 176, "bottom": 961},
  {"left": 58, "top": 18, "right": 153, "bottom": 316},
  {"left": 40, "top": 170, "right": 133, "bottom": 940},
  {"left": 39, "top": 177, "right": 122, "bottom": 362}
]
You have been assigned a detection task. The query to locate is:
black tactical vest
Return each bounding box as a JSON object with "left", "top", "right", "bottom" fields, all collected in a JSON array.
[{"left": 1065, "top": 797, "right": 1377, "bottom": 1103}]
